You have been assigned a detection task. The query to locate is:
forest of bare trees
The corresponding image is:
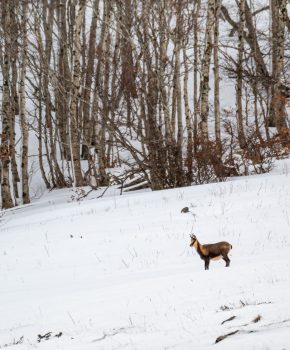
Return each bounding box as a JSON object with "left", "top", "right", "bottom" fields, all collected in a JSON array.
[{"left": 0, "top": 0, "right": 289, "bottom": 209}]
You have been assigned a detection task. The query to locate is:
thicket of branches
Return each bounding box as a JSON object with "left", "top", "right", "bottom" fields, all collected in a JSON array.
[{"left": 0, "top": 0, "right": 289, "bottom": 208}]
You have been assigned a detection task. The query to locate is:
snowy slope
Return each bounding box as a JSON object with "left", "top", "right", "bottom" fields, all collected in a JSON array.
[{"left": 1, "top": 160, "right": 290, "bottom": 349}]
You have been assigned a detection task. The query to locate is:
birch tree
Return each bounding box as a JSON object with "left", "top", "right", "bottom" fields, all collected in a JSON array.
[
  {"left": 69, "top": 0, "right": 86, "bottom": 187},
  {"left": 19, "top": 0, "right": 30, "bottom": 204},
  {"left": 214, "top": 0, "right": 221, "bottom": 144},
  {"left": 1, "top": 1, "right": 14, "bottom": 209},
  {"left": 236, "top": 0, "right": 246, "bottom": 148},
  {"left": 200, "top": 0, "right": 215, "bottom": 140}
]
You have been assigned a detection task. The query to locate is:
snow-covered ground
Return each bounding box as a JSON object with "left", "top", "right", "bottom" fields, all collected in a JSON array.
[{"left": 1, "top": 160, "right": 290, "bottom": 349}]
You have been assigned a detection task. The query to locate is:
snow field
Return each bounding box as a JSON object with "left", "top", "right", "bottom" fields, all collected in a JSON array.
[{"left": 1, "top": 161, "right": 290, "bottom": 349}]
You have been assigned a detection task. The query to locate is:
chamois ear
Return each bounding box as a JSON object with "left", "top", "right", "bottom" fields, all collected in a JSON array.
[{"left": 190, "top": 233, "right": 196, "bottom": 239}]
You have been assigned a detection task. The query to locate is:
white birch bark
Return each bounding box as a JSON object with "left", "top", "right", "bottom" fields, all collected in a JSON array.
[
  {"left": 200, "top": 0, "right": 215, "bottom": 140},
  {"left": 19, "top": 0, "right": 30, "bottom": 204},
  {"left": 69, "top": 0, "right": 86, "bottom": 187}
]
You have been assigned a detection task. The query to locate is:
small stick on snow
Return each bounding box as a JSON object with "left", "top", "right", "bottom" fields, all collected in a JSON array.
[
  {"left": 221, "top": 315, "right": 236, "bottom": 325},
  {"left": 215, "top": 330, "right": 239, "bottom": 343}
]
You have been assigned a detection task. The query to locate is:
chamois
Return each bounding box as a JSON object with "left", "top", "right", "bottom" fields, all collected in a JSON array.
[{"left": 189, "top": 234, "right": 232, "bottom": 270}]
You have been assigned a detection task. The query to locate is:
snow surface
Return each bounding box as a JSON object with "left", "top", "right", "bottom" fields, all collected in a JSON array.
[{"left": 1, "top": 160, "right": 290, "bottom": 349}]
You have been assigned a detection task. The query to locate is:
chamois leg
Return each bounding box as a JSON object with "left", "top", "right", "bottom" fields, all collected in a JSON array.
[
  {"left": 222, "top": 253, "right": 230, "bottom": 267},
  {"left": 204, "top": 257, "right": 210, "bottom": 270}
]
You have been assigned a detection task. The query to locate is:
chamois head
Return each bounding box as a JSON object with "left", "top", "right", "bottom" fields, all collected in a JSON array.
[{"left": 189, "top": 234, "right": 197, "bottom": 247}]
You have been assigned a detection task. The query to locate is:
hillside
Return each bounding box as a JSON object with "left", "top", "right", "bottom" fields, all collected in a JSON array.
[
  {"left": 1, "top": 0, "right": 289, "bottom": 209},
  {"left": 1, "top": 160, "right": 290, "bottom": 349}
]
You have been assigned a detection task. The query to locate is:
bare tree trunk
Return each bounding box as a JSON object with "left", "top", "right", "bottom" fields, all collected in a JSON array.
[
  {"left": 214, "top": 0, "right": 221, "bottom": 144},
  {"left": 184, "top": 49, "right": 193, "bottom": 185},
  {"left": 93, "top": 0, "right": 110, "bottom": 185},
  {"left": 19, "top": 0, "right": 30, "bottom": 204},
  {"left": 253, "top": 79, "right": 263, "bottom": 142},
  {"left": 105, "top": 11, "right": 122, "bottom": 169},
  {"left": 0, "top": 1, "right": 14, "bottom": 209},
  {"left": 236, "top": 0, "right": 246, "bottom": 149},
  {"left": 193, "top": 0, "right": 201, "bottom": 153},
  {"left": 40, "top": 0, "right": 67, "bottom": 188},
  {"left": 119, "top": 0, "right": 138, "bottom": 129},
  {"left": 200, "top": 0, "right": 215, "bottom": 140},
  {"left": 57, "top": 0, "right": 71, "bottom": 161},
  {"left": 141, "top": 0, "right": 166, "bottom": 190},
  {"left": 10, "top": 4, "right": 20, "bottom": 200},
  {"left": 33, "top": 11, "right": 52, "bottom": 189},
  {"left": 174, "top": 0, "right": 184, "bottom": 187},
  {"left": 269, "top": 0, "right": 288, "bottom": 131},
  {"left": 37, "top": 72, "right": 51, "bottom": 190},
  {"left": 81, "top": 0, "right": 99, "bottom": 159},
  {"left": 69, "top": 0, "right": 86, "bottom": 187},
  {"left": 158, "top": 1, "right": 170, "bottom": 140}
]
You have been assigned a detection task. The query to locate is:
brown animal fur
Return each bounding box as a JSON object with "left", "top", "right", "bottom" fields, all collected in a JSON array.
[{"left": 190, "top": 234, "right": 232, "bottom": 270}]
